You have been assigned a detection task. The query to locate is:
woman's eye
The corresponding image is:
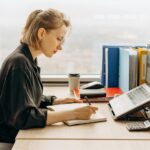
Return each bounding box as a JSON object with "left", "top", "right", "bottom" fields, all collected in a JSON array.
[
  {"left": 57, "top": 37, "right": 64, "bottom": 45},
  {"left": 57, "top": 38, "right": 62, "bottom": 41}
]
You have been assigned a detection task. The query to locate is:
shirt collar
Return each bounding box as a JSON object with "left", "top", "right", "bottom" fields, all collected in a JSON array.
[
  {"left": 21, "top": 43, "right": 37, "bottom": 66},
  {"left": 21, "top": 43, "right": 41, "bottom": 73}
]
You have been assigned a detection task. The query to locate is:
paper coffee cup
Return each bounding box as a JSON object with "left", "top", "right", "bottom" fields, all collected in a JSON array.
[{"left": 68, "top": 73, "right": 80, "bottom": 93}]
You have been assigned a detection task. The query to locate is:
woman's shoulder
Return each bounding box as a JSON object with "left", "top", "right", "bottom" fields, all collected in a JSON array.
[
  {"left": 10, "top": 52, "right": 29, "bottom": 65},
  {"left": 1, "top": 47, "right": 32, "bottom": 73}
]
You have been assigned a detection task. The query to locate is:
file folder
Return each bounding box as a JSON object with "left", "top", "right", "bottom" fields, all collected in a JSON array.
[
  {"left": 137, "top": 48, "right": 148, "bottom": 85},
  {"left": 119, "top": 47, "right": 138, "bottom": 92},
  {"left": 101, "top": 45, "right": 120, "bottom": 87}
]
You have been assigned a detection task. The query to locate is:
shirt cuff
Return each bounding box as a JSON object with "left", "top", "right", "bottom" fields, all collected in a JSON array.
[{"left": 50, "top": 96, "right": 57, "bottom": 105}]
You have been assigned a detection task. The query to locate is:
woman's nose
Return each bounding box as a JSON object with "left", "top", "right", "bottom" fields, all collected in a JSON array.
[{"left": 57, "top": 45, "right": 62, "bottom": 50}]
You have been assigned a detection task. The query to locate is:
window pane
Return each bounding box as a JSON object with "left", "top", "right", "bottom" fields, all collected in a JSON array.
[{"left": 0, "top": 0, "right": 150, "bottom": 75}]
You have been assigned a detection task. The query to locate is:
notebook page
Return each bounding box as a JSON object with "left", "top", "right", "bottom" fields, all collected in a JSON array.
[{"left": 64, "top": 112, "right": 106, "bottom": 126}]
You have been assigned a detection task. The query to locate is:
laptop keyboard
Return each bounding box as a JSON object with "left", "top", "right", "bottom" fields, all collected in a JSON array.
[{"left": 127, "top": 86, "right": 150, "bottom": 105}]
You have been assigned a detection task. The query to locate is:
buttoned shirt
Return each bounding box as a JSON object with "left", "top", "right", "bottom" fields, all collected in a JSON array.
[{"left": 0, "top": 43, "right": 55, "bottom": 143}]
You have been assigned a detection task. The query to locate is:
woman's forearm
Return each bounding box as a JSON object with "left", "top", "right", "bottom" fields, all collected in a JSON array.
[
  {"left": 46, "top": 110, "right": 76, "bottom": 125},
  {"left": 46, "top": 105, "right": 98, "bottom": 125}
]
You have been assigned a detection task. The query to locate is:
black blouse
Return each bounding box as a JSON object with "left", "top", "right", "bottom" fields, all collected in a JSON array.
[{"left": 0, "top": 44, "right": 55, "bottom": 143}]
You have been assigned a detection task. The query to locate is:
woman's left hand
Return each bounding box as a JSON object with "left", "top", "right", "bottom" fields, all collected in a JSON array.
[{"left": 53, "top": 98, "right": 83, "bottom": 105}]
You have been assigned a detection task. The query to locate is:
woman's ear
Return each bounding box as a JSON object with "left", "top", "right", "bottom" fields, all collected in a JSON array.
[{"left": 37, "top": 28, "right": 46, "bottom": 40}]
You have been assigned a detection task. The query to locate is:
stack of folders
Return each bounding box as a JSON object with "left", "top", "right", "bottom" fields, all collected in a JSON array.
[
  {"left": 74, "top": 88, "right": 123, "bottom": 103},
  {"left": 101, "top": 45, "right": 148, "bottom": 92},
  {"left": 119, "top": 47, "right": 138, "bottom": 92},
  {"left": 101, "top": 45, "right": 133, "bottom": 88},
  {"left": 79, "top": 88, "right": 106, "bottom": 98}
]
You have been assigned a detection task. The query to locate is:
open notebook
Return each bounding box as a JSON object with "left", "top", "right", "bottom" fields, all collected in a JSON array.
[{"left": 47, "top": 103, "right": 107, "bottom": 126}]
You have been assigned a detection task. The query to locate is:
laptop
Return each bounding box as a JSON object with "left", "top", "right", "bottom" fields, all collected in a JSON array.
[{"left": 108, "top": 83, "right": 150, "bottom": 120}]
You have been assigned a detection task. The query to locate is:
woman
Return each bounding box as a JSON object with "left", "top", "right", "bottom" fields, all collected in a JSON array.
[{"left": 0, "top": 8, "right": 98, "bottom": 149}]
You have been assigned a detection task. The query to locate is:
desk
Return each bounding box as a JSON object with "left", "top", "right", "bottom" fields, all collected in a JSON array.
[
  {"left": 12, "top": 140, "right": 150, "bottom": 150},
  {"left": 12, "top": 86, "right": 150, "bottom": 150}
]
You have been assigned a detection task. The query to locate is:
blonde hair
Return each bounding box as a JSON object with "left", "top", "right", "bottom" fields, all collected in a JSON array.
[{"left": 20, "top": 8, "right": 70, "bottom": 49}]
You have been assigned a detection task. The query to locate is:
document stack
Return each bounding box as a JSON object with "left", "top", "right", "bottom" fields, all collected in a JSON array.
[{"left": 101, "top": 45, "right": 148, "bottom": 92}]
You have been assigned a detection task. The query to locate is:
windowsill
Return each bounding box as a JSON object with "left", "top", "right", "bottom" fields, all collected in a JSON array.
[{"left": 41, "top": 74, "right": 101, "bottom": 86}]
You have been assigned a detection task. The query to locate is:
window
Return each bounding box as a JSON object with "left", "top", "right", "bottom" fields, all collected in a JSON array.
[{"left": 0, "top": 0, "right": 150, "bottom": 77}]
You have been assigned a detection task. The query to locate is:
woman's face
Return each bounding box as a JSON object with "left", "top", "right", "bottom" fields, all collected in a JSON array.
[{"left": 39, "top": 25, "right": 67, "bottom": 57}]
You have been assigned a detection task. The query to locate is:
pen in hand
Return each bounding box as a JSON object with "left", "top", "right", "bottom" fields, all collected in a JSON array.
[
  {"left": 84, "top": 96, "right": 98, "bottom": 115},
  {"left": 84, "top": 96, "right": 91, "bottom": 105}
]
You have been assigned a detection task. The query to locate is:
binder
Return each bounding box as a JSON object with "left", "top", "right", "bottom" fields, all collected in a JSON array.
[
  {"left": 101, "top": 46, "right": 120, "bottom": 87},
  {"left": 146, "top": 50, "right": 150, "bottom": 84},
  {"left": 119, "top": 47, "right": 138, "bottom": 92},
  {"left": 137, "top": 48, "right": 148, "bottom": 85},
  {"left": 101, "top": 46, "right": 106, "bottom": 86}
]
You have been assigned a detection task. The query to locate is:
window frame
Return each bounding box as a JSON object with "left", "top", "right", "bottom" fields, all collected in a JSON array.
[{"left": 41, "top": 74, "right": 101, "bottom": 86}]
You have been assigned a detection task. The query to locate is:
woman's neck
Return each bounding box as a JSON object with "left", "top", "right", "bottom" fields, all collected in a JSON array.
[{"left": 28, "top": 45, "right": 42, "bottom": 60}]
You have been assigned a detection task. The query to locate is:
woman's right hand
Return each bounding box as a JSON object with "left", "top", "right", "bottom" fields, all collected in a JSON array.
[
  {"left": 46, "top": 105, "right": 98, "bottom": 125},
  {"left": 72, "top": 105, "right": 98, "bottom": 120}
]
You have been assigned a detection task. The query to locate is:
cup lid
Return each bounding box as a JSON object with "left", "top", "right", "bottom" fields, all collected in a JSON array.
[{"left": 69, "top": 73, "right": 80, "bottom": 77}]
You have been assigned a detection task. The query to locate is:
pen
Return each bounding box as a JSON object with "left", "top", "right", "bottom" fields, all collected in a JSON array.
[{"left": 84, "top": 96, "right": 91, "bottom": 105}]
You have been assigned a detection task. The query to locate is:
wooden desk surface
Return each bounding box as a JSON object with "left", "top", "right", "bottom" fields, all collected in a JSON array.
[
  {"left": 12, "top": 139, "right": 150, "bottom": 150},
  {"left": 13, "top": 86, "right": 150, "bottom": 150},
  {"left": 16, "top": 103, "right": 150, "bottom": 140},
  {"left": 16, "top": 86, "right": 150, "bottom": 140}
]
